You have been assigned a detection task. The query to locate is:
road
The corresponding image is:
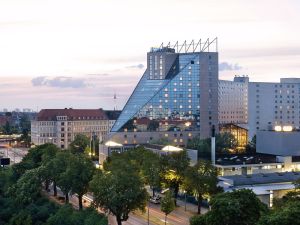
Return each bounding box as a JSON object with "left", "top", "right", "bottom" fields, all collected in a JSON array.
[
  {"left": 0, "top": 143, "right": 205, "bottom": 224},
  {"left": 55, "top": 190, "right": 205, "bottom": 225},
  {"left": 0, "top": 143, "right": 28, "bottom": 164}
]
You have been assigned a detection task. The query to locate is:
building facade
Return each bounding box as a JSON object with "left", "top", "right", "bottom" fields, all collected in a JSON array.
[
  {"left": 31, "top": 109, "right": 110, "bottom": 149},
  {"left": 219, "top": 76, "right": 248, "bottom": 125},
  {"left": 109, "top": 39, "right": 219, "bottom": 145},
  {"left": 248, "top": 78, "right": 300, "bottom": 138}
]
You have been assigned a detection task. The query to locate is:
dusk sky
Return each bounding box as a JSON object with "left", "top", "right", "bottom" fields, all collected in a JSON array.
[{"left": 1, "top": 0, "right": 300, "bottom": 111}]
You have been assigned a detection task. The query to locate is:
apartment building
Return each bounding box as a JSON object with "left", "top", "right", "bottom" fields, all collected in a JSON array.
[{"left": 31, "top": 108, "right": 110, "bottom": 149}]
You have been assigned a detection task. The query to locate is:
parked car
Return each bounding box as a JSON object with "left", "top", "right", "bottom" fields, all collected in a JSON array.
[{"left": 149, "top": 195, "right": 161, "bottom": 204}]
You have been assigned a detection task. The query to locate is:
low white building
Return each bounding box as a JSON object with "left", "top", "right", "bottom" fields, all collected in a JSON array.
[{"left": 219, "top": 172, "right": 300, "bottom": 207}]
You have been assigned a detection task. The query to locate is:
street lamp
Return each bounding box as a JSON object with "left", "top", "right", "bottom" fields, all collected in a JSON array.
[
  {"left": 184, "top": 190, "right": 187, "bottom": 211},
  {"left": 147, "top": 201, "right": 150, "bottom": 225}
]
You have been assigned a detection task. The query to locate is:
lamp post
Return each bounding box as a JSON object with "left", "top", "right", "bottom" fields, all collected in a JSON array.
[
  {"left": 184, "top": 190, "right": 187, "bottom": 211},
  {"left": 147, "top": 202, "right": 150, "bottom": 225}
]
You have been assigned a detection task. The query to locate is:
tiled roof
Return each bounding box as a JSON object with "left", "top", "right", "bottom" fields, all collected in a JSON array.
[{"left": 37, "top": 108, "right": 108, "bottom": 121}]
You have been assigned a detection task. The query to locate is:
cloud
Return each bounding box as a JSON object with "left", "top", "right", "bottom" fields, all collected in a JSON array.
[
  {"left": 126, "top": 64, "right": 144, "bottom": 69},
  {"left": 31, "top": 76, "right": 87, "bottom": 88},
  {"left": 219, "top": 62, "right": 243, "bottom": 71},
  {"left": 87, "top": 73, "right": 110, "bottom": 77}
]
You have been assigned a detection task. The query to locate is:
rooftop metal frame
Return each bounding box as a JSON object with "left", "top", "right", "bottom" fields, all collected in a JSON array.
[{"left": 150, "top": 38, "right": 218, "bottom": 53}]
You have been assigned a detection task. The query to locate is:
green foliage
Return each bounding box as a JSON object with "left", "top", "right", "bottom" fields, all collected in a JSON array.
[
  {"left": 161, "top": 190, "right": 175, "bottom": 215},
  {"left": 245, "top": 135, "right": 256, "bottom": 154},
  {"left": 0, "top": 143, "right": 107, "bottom": 225},
  {"left": 187, "top": 133, "right": 238, "bottom": 154},
  {"left": 8, "top": 210, "right": 33, "bottom": 225},
  {"left": 161, "top": 190, "right": 175, "bottom": 225},
  {"left": 141, "top": 150, "right": 161, "bottom": 196},
  {"left": 67, "top": 154, "right": 96, "bottom": 209},
  {"left": 0, "top": 167, "right": 14, "bottom": 195},
  {"left": 8, "top": 168, "right": 42, "bottom": 205},
  {"left": 187, "top": 137, "right": 210, "bottom": 158},
  {"left": 90, "top": 155, "right": 148, "bottom": 225},
  {"left": 190, "top": 189, "right": 267, "bottom": 225},
  {"left": 69, "top": 134, "right": 90, "bottom": 154},
  {"left": 160, "top": 150, "right": 190, "bottom": 203},
  {"left": 215, "top": 132, "right": 238, "bottom": 153},
  {"left": 47, "top": 204, "right": 107, "bottom": 225},
  {"left": 190, "top": 215, "right": 207, "bottom": 225},
  {"left": 257, "top": 190, "right": 300, "bottom": 225},
  {"left": 184, "top": 160, "right": 219, "bottom": 214},
  {"left": 293, "top": 178, "right": 300, "bottom": 189}
]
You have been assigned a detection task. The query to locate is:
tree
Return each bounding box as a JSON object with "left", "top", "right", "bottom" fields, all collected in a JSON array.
[
  {"left": 160, "top": 150, "right": 190, "bottom": 205},
  {"left": 67, "top": 154, "right": 95, "bottom": 210},
  {"left": 161, "top": 190, "right": 175, "bottom": 225},
  {"left": 8, "top": 210, "right": 33, "bottom": 225},
  {"left": 47, "top": 204, "right": 107, "bottom": 225},
  {"left": 190, "top": 189, "right": 268, "bottom": 225},
  {"left": 215, "top": 132, "right": 238, "bottom": 153},
  {"left": 184, "top": 160, "right": 219, "bottom": 214},
  {"left": 8, "top": 168, "right": 42, "bottom": 205},
  {"left": 141, "top": 150, "right": 161, "bottom": 197},
  {"left": 39, "top": 144, "right": 60, "bottom": 191},
  {"left": 3, "top": 121, "right": 12, "bottom": 134},
  {"left": 245, "top": 135, "right": 256, "bottom": 154},
  {"left": 187, "top": 137, "right": 211, "bottom": 159},
  {"left": 257, "top": 191, "right": 300, "bottom": 225},
  {"left": 19, "top": 114, "right": 31, "bottom": 133},
  {"left": 55, "top": 152, "right": 75, "bottom": 202},
  {"left": 90, "top": 159, "right": 148, "bottom": 225},
  {"left": 69, "top": 134, "right": 90, "bottom": 154}
]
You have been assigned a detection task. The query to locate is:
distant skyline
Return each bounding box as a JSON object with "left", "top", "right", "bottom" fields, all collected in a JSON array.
[{"left": 1, "top": 0, "right": 300, "bottom": 110}]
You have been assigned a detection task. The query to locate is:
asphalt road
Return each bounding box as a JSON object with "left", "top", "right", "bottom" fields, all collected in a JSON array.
[{"left": 1, "top": 143, "right": 205, "bottom": 225}]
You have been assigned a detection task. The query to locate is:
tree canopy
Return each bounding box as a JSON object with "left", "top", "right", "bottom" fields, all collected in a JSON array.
[
  {"left": 184, "top": 160, "right": 219, "bottom": 214},
  {"left": 160, "top": 150, "right": 190, "bottom": 205},
  {"left": 69, "top": 134, "right": 90, "bottom": 154},
  {"left": 161, "top": 190, "right": 175, "bottom": 225},
  {"left": 90, "top": 157, "right": 148, "bottom": 225},
  {"left": 190, "top": 189, "right": 267, "bottom": 225}
]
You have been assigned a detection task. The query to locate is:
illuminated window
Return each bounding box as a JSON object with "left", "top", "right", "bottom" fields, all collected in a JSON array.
[{"left": 165, "top": 133, "right": 168, "bottom": 137}]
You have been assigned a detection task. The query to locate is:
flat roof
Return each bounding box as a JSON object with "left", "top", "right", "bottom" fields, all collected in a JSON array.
[
  {"left": 215, "top": 153, "right": 277, "bottom": 166},
  {"left": 221, "top": 171, "right": 300, "bottom": 186}
]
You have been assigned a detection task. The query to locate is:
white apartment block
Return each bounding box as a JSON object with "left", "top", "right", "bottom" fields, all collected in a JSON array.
[
  {"left": 31, "top": 109, "right": 111, "bottom": 149},
  {"left": 219, "top": 76, "right": 249, "bottom": 125},
  {"left": 248, "top": 78, "right": 300, "bottom": 139}
]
